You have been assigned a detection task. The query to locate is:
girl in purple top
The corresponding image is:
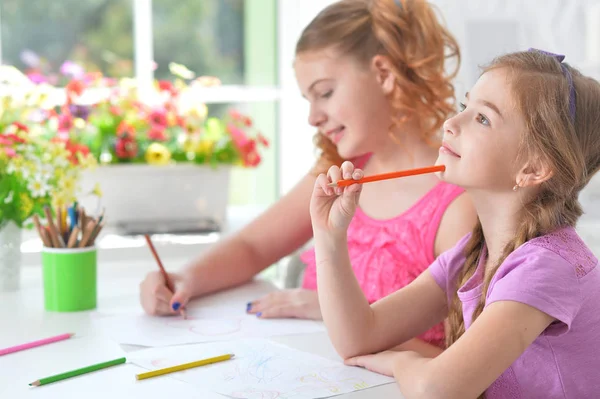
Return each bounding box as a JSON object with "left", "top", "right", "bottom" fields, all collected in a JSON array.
[{"left": 310, "top": 48, "right": 600, "bottom": 398}]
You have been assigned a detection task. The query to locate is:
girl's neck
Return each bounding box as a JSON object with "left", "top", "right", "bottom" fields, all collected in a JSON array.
[
  {"left": 469, "top": 190, "right": 524, "bottom": 268},
  {"left": 367, "top": 123, "right": 440, "bottom": 172}
]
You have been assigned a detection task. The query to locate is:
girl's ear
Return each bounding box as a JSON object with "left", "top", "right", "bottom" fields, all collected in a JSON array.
[
  {"left": 515, "top": 157, "right": 554, "bottom": 189},
  {"left": 371, "top": 55, "right": 396, "bottom": 95}
]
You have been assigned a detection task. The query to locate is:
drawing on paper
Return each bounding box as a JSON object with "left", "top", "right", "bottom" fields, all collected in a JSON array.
[{"left": 164, "top": 317, "right": 243, "bottom": 336}]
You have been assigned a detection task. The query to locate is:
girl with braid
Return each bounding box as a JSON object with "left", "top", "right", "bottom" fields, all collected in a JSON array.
[{"left": 311, "top": 49, "right": 600, "bottom": 398}]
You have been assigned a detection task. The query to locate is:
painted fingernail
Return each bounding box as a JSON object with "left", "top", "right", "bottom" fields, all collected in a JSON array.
[
  {"left": 256, "top": 312, "right": 262, "bottom": 317},
  {"left": 246, "top": 302, "right": 252, "bottom": 312},
  {"left": 172, "top": 302, "right": 181, "bottom": 311}
]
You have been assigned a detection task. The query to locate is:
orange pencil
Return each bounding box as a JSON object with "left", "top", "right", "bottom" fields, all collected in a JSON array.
[
  {"left": 328, "top": 165, "right": 445, "bottom": 188},
  {"left": 144, "top": 234, "right": 186, "bottom": 318}
]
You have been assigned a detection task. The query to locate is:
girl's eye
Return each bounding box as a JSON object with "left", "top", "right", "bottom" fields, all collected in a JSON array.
[
  {"left": 321, "top": 90, "right": 333, "bottom": 99},
  {"left": 458, "top": 102, "right": 466, "bottom": 112},
  {"left": 477, "top": 113, "right": 490, "bottom": 126}
]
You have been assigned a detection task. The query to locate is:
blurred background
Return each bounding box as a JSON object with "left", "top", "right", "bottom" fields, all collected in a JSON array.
[{"left": 1, "top": 0, "right": 598, "bottom": 274}]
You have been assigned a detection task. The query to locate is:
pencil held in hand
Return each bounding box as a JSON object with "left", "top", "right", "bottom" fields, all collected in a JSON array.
[
  {"left": 144, "top": 234, "right": 186, "bottom": 318},
  {"left": 328, "top": 165, "right": 446, "bottom": 188}
]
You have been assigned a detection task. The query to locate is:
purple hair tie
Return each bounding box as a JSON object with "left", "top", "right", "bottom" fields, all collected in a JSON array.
[{"left": 528, "top": 48, "right": 576, "bottom": 121}]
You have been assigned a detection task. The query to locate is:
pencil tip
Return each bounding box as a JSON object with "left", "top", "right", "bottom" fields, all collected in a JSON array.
[
  {"left": 327, "top": 182, "right": 337, "bottom": 188},
  {"left": 29, "top": 381, "right": 40, "bottom": 387}
]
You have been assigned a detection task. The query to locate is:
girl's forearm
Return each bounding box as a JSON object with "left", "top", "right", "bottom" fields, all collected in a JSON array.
[
  {"left": 390, "top": 338, "right": 444, "bottom": 358},
  {"left": 314, "top": 231, "right": 376, "bottom": 359}
]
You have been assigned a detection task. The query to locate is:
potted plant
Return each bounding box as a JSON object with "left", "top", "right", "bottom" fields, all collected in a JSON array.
[
  {"left": 1, "top": 63, "right": 269, "bottom": 233},
  {"left": 0, "top": 119, "right": 97, "bottom": 292}
]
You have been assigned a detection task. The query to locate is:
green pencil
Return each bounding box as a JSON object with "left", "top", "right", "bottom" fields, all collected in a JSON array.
[{"left": 29, "top": 357, "right": 126, "bottom": 387}]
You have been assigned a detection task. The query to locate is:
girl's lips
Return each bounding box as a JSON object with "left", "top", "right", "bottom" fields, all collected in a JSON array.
[
  {"left": 439, "top": 142, "right": 461, "bottom": 158},
  {"left": 326, "top": 127, "right": 345, "bottom": 144}
]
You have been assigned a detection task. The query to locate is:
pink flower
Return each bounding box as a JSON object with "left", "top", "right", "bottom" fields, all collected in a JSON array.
[
  {"left": 4, "top": 147, "right": 16, "bottom": 158},
  {"left": 227, "top": 123, "right": 249, "bottom": 148},
  {"left": 147, "top": 125, "right": 167, "bottom": 141},
  {"left": 58, "top": 114, "right": 74, "bottom": 132},
  {"left": 148, "top": 109, "right": 168, "bottom": 127}
]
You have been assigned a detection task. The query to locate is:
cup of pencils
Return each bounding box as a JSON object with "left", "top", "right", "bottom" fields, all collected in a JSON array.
[{"left": 34, "top": 203, "right": 105, "bottom": 312}]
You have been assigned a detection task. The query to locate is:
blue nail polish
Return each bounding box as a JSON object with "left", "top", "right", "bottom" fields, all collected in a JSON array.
[
  {"left": 246, "top": 302, "right": 252, "bottom": 312},
  {"left": 172, "top": 302, "right": 181, "bottom": 311},
  {"left": 256, "top": 312, "right": 262, "bottom": 317}
]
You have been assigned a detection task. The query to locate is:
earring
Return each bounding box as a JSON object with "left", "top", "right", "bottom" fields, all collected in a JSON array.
[{"left": 513, "top": 184, "right": 519, "bottom": 191}]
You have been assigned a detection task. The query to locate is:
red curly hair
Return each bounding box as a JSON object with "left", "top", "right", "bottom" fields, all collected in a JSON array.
[{"left": 295, "top": 0, "right": 461, "bottom": 174}]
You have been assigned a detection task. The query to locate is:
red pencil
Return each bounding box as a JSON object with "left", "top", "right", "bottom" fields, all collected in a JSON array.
[
  {"left": 328, "top": 165, "right": 445, "bottom": 188},
  {"left": 143, "top": 234, "right": 186, "bottom": 318}
]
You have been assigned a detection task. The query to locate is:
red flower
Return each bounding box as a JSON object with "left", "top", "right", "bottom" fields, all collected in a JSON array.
[
  {"left": 12, "top": 122, "right": 29, "bottom": 133},
  {"left": 117, "top": 121, "right": 135, "bottom": 137},
  {"left": 257, "top": 133, "right": 269, "bottom": 148},
  {"left": 239, "top": 140, "right": 261, "bottom": 167},
  {"left": 65, "top": 79, "right": 85, "bottom": 102},
  {"left": 147, "top": 125, "right": 167, "bottom": 141},
  {"left": 115, "top": 134, "right": 138, "bottom": 159},
  {"left": 2, "top": 133, "right": 26, "bottom": 144},
  {"left": 53, "top": 137, "right": 90, "bottom": 165}
]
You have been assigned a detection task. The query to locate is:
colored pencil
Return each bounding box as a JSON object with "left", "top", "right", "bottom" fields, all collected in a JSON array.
[
  {"left": 66, "top": 227, "right": 80, "bottom": 248},
  {"left": 135, "top": 354, "right": 235, "bottom": 381},
  {"left": 43, "top": 206, "right": 65, "bottom": 248},
  {"left": 0, "top": 333, "right": 74, "bottom": 357},
  {"left": 29, "top": 357, "right": 126, "bottom": 387},
  {"left": 328, "top": 165, "right": 446, "bottom": 188},
  {"left": 32, "top": 214, "right": 52, "bottom": 247},
  {"left": 144, "top": 234, "right": 186, "bottom": 319}
]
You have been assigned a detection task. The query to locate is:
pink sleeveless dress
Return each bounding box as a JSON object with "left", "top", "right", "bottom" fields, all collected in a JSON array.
[{"left": 301, "top": 164, "right": 464, "bottom": 347}]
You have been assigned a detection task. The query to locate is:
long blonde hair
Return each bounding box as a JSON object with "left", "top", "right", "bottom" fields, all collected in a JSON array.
[
  {"left": 295, "top": 0, "right": 461, "bottom": 173},
  {"left": 446, "top": 50, "right": 600, "bottom": 397}
]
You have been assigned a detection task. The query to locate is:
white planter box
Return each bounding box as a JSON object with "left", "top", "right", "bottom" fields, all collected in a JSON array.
[{"left": 79, "top": 164, "right": 230, "bottom": 234}]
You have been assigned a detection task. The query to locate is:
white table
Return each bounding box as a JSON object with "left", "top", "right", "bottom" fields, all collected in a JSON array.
[{"left": 0, "top": 254, "right": 402, "bottom": 399}]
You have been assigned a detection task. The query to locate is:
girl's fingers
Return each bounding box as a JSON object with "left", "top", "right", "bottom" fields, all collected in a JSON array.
[
  {"left": 316, "top": 173, "right": 334, "bottom": 195},
  {"left": 327, "top": 165, "right": 342, "bottom": 183},
  {"left": 352, "top": 169, "right": 364, "bottom": 180},
  {"left": 327, "top": 166, "right": 343, "bottom": 195},
  {"left": 340, "top": 161, "right": 355, "bottom": 179}
]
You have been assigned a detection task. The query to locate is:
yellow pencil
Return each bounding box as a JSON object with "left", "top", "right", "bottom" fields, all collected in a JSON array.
[{"left": 135, "top": 353, "right": 235, "bottom": 381}]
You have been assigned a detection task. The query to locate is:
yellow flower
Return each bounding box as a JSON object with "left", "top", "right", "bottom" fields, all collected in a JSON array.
[
  {"left": 74, "top": 118, "right": 86, "bottom": 129},
  {"left": 168, "top": 62, "right": 195, "bottom": 79},
  {"left": 60, "top": 174, "right": 76, "bottom": 194},
  {"left": 196, "top": 139, "right": 214, "bottom": 154},
  {"left": 18, "top": 193, "right": 34, "bottom": 219},
  {"left": 91, "top": 183, "right": 103, "bottom": 198},
  {"left": 145, "top": 143, "right": 171, "bottom": 165}
]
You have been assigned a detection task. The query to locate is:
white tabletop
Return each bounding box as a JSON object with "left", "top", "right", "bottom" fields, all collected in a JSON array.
[{"left": 0, "top": 253, "right": 402, "bottom": 399}]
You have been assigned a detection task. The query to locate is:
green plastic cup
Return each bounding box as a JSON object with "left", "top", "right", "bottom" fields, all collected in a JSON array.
[{"left": 42, "top": 246, "right": 97, "bottom": 312}]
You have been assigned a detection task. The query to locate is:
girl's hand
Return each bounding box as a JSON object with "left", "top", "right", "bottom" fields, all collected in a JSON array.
[
  {"left": 246, "top": 289, "right": 322, "bottom": 320},
  {"left": 139, "top": 271, "right": 193, "bottom": 316},
  {"left": 344, "top": 351, "right": 405, "bottom": 377},
  {"left": 309, "top": 161, "right": 364, "bottom": 235}
]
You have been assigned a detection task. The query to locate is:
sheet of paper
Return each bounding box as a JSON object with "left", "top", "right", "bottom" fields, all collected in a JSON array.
[
  {"left": 94, "top": 310, "right": 326, "bottom": 347},
  {"left": 129, "top": 338, "right": 394, "bottom": 399}
]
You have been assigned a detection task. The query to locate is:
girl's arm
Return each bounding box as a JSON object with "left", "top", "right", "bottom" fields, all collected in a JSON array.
[
  {"left": 183, "top": 173, "right": 316, "bottom": 297},
  {"left": 315, "top": 231, "right": 448, "bottom": 359},
  {"left": 391, "top": 301, "right": 554, "bottom": 398}
]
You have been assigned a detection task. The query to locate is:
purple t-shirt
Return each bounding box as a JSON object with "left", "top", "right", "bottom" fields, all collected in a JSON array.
[{"left": 429, "top": 227, "right": 600, "bottom": 398}]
